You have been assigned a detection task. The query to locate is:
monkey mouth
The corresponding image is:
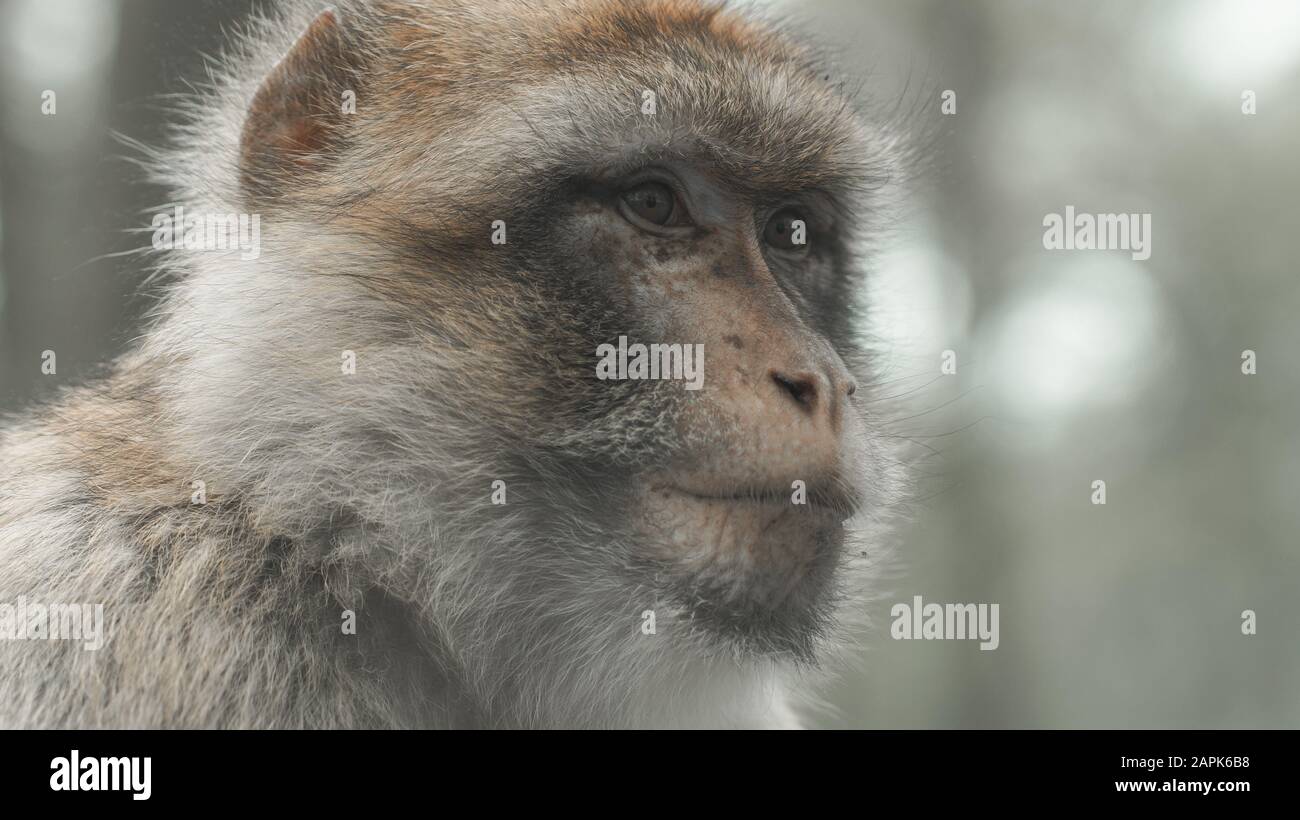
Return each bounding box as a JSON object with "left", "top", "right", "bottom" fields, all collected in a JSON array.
[
  {"left": 636, "top": 480, "right": 851, "bottom": 656},
  {"left": 662, "top": 478, "right": 863, "bottom": 521},
  {"left": 640, "top": 478, "right": 856, "bottom": 565},
  {"left": 658, "top": 486, "right": 814, "bottom": 539}
]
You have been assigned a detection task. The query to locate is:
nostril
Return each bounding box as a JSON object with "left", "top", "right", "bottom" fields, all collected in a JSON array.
[
  {"left": 846, "top": 378, "right": 857, "bottom": 398},
  {"left": 771, "top": 370, "right": 819, "bottom": 411}
]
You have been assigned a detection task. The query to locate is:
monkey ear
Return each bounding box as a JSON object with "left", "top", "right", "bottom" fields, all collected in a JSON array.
[{"left": 239, "top": 9, "right": 358, "bottom": 201}]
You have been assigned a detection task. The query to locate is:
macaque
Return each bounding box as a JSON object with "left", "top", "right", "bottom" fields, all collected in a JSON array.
[{"left": 0, "top": 0, "right": 912, "bottom": 728}]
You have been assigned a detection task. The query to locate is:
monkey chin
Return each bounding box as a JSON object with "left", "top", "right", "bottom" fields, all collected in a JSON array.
[{"left": 635, "top": 483, "right": 851, "bottom": 661}]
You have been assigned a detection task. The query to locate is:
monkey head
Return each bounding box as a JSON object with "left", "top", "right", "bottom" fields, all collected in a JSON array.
[{"left": 200, "top": 0, "right": 910, "bottom": 716}]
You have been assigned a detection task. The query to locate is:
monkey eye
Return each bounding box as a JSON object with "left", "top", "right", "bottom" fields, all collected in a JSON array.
[
  {"left": 619, "top": 181, "right": 689, "bottom": 230},
  {"left": 764, "top": 209, "right": 809, "bottom": 252}
]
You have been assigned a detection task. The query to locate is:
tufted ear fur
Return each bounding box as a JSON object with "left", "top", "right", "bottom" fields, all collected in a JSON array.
[{"left": 239, "top": 8, "right": 360, "bottom": 201}]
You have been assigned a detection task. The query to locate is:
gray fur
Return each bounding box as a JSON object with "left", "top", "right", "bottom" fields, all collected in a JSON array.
[{"left": 0, "top": 0, "right": 915, "bottom": 728}]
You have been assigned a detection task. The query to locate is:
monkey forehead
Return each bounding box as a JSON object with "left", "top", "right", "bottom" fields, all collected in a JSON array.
[{"left": 373, "top": 0, "right": 895, "bottom": 200}]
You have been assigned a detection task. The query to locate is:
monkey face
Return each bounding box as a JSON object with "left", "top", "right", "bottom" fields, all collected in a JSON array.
[
  {"left": 531, "top": 160, "right": 876, "bottom": 653},
  {"left": 233, "top": 0, "right": 908, "bottom": 664}
]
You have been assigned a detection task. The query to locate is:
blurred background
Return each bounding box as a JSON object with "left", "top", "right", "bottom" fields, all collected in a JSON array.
[{"left": 0, "top": 0, "right": 1296, "bottom": 727}]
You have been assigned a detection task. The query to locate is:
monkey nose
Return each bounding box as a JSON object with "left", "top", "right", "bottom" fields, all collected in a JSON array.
[
  {"left": 770, "top": 370, "right": 821, "bottom": 412},
  {"left": 768, "top": 364, "right": 854, "bottom": 425}
]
